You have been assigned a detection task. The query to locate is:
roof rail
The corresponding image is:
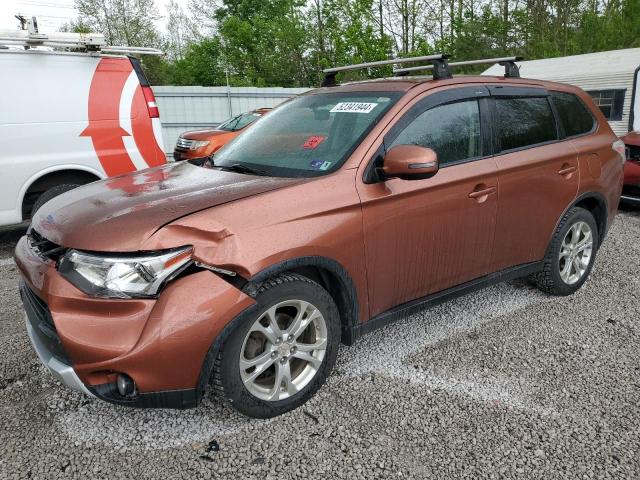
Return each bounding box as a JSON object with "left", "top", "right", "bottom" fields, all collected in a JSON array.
[
  {"left": 0, "top": 16, "right": 163, "bottom": 55},
  {"left": 322, "top": 54, "right": 450, "bottom": 87},
  {"left": 394, "top": 56, "right": 523, "bottom": 78}
]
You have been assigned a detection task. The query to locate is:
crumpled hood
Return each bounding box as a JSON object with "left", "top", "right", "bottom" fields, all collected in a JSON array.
[{"left": 32, "top": 161, "right": 305, "bottom": 251}]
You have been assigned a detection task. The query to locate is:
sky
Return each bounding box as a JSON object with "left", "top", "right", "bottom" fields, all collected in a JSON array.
[{"left": 0, "top": 0, "right": 191, "bottom": 33}]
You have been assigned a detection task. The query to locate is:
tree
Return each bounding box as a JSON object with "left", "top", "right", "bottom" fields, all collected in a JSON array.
[
  {"left": 165, "top": 0, "right": 199, "bottom": 61},
  {"left": 58, "top": 18, "right": 93, "bottom": 33},
  {"left": 163, "top": 37, "right": 227, "bottom": 85},
  {"left": 215, "top": 0, "right": 312, "bottom": 86},
  {"left": 74, "top": 0, "right": 161, "bottom": 47},
  {"left": 62, "top": 0, "right": 640, "bottom": 87}
]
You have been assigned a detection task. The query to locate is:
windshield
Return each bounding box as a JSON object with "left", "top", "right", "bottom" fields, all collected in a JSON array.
[
  {"left": 217, "top": 112, "right": 263, "bottom": 132},
  {"left": 212, "top": 92, "right": 402, "bottom": 177}
]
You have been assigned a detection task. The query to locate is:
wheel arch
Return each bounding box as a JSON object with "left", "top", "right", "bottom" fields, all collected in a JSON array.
[
  {"left": 19, "top": 165, "right": 104, "bottom": 219},
  {"left": 245, "top": 256, "right": 361, "bottom": 346},
  {"left": 571, "top": 192, "right": 608, "bottom": 246},
  {"left": 194, "top": 256, "right": 361, "bottom": 403}
]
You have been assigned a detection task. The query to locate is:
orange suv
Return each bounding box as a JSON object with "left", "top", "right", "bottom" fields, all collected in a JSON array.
[
  {"left": 173, "top": 108, "right": 271, "bottom": 161},
  {"left": 15, "top": 55, "right": 623, "bottom": 418}
]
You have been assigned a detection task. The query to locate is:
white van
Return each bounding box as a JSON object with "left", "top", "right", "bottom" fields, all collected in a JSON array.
[{"left": 0, "top": 28, "right": 166, "bottom": 227}]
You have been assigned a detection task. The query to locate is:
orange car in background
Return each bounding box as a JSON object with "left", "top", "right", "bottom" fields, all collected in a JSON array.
[{"left": 173, "top": 108, "right": 271, "bottom": 161}]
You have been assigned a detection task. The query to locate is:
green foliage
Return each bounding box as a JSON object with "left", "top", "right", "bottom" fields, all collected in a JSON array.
[{"left": 71, "top": 0, "right": 640, "bottom": 87}]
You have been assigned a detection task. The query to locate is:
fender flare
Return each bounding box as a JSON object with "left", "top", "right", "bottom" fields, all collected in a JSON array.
[
  {"left": 243, "top": 256, "right": 360, "bottom": 339},
  {"left": 548, "top": 192, "right": 609, "bottom": 252}
]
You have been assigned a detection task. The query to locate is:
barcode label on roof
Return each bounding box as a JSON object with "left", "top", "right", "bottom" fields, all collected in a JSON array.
[{"left": 330, "top": 102, "right": 378, "bottom": 114}]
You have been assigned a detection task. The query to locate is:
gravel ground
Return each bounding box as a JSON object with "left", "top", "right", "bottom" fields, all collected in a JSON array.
[{"left": 1, "top": 210, "right": 639, "bottom": 479}]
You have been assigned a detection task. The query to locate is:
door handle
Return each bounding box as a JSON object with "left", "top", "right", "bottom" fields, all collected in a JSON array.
[
  {"left": 468, "top": 186, "right": 497, "bottom": 200},
  {"left": 558, "top": 165, "right": 577, "bottom": 177}
]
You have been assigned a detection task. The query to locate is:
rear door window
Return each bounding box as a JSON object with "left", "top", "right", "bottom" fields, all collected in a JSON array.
[
  {"left": 494, "top": 97, "right": 557, "bottom": 152},
  {"left": 551, "top": 92, "right": 595, "bottom": 137},
  {"left": 390, "top": 100, "right": 482, "bottom": 165}
]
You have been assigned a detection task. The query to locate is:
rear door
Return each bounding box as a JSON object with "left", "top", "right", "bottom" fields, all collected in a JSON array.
[
  {"left": 356, "top": 86, "right": 499, "bottom": 318},
  {"left": 489, "top": 86, "right": 579, "bottom": 271}
]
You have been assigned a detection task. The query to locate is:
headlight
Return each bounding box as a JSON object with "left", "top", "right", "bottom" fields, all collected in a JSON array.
[
  {"left": 58, "top": 246, "right": 193, "bottom": 298},
  {"left": 191, "top": 140, "right": 210, "bottom": 150}
]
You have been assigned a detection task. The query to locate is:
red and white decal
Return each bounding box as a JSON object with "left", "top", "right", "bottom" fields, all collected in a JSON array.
[{"left": 80, "top": 58, "right": 165, "bottom": 177}]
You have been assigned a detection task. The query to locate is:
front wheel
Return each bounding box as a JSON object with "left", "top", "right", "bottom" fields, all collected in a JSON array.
[
  {"left": 535, "top": 207, "right": 599, "bottom": 296},
  {"left": 211, "top": 274, "right": 340, "bottom": 418}
]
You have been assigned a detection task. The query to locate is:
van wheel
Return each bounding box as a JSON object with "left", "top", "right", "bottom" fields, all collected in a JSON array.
[
  {"left": 535, "top": 207, "right": 599, "bottom": 296},
  {"left": 32, "top": 184, "right": 79, "bottom": 215},
  {"left": 211, "top": 274, "right": 340, "bottom": 418}
]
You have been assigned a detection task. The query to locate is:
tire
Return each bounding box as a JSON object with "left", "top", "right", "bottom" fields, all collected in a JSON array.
[
  {"left": 211, "top": 273, "right": 340, "bottom": 418},
  {"left": 535, "top": 207, "right": 599, "bottom": 296},
  {"left": 32, "top": 184, "right": 80, "bottom": 215}
]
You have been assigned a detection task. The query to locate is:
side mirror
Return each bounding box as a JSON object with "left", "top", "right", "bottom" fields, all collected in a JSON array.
[{"left": 382, "top": 144, "right": 439, "bottom": 180}]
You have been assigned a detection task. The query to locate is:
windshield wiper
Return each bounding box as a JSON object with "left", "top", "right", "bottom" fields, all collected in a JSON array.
[{"left": 215, "top": 163, "right": 269, "bottom": 176}]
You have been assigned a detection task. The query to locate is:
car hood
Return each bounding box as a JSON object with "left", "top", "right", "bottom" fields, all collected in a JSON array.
[
  {"left": 181, "top": 129, "right": 232, "bottom": 140},
  {"left": 31, "top": 161, "right": 305, "bottom": 252}
]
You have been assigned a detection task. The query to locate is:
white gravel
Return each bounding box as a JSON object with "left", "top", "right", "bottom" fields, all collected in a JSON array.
[
  {"left": 0, "top": 257, "right": 14, "bottom": 267},
  {"left": 1, "top": 209, "right": 639, "bottom": 479}
]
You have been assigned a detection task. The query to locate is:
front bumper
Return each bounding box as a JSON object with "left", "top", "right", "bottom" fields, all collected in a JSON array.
[
  {"left": 21, "top": 281, "right": 93, "bottom": 396},
  {"left": 15, "top": 234, "right": 256, "bottom": 409},
  {"left": 25, "top": 315, "right": 94, "bottom": 397}
]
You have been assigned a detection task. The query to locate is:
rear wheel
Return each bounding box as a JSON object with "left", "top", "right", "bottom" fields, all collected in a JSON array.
[
  {"left": 535, "top": 207, "right": 599, "bottom": 296},
  {"left": 32, "top": 184, "right": 79, "bottom": 215},
  {"left": 212, "top": 274, "right": 340, "bottom": 418}
]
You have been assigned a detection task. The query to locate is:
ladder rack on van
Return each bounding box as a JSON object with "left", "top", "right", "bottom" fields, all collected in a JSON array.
[
  {"left": 393, "top": 56, "right": 523, "bottom": 78},
  {"left": 0, "top": 16, "right": 163, "bottom": 56},
  {"left": 322, "top": 55, "right": 523, "bottom": 86}
]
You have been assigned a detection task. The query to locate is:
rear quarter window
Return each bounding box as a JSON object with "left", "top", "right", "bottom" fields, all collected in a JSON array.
[
  {"left": 495, "top": 97, "right": 557, "bottom": 152},
  {"left": 551, "top": 92, "right": 595, "bottom": 137}
]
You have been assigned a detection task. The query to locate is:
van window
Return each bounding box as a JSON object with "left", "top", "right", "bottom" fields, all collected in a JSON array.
[
  {"left": 495, "top": 97, "right": 557, "bottom": 152},
  {"left": 551, "top": 92, "right": 595, "bottom": 137},
  {"left": 587, "top": 89, "right": 625, "bottom": 121},
  {"left": 391, "top": 100, "right": 481, "bottom": 165}
]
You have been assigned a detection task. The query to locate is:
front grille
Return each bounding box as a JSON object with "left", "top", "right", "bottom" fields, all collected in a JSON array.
[
  {"left": 27, "top": 229, "right": 66, "bottom": 262},
  {"left": 20, "top": 282, "right": 71, "bottom": 364},
  {"left": 175, "top": 137, "right": 196, "bottom": 152}
]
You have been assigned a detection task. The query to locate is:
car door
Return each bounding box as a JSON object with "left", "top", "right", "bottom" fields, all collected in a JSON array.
[
  {"left": 488, "top": 86, "right": 580, "bottom": 271},
  {"left": 356, "top": 86, "right": 499, "bottom": 318}
]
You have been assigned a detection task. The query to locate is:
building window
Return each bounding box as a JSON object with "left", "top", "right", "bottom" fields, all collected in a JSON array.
[{"left": 587, "top": 89, "right": 626, "bottom": 121}]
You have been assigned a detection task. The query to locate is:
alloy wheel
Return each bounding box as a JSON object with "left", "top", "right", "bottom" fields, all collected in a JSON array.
[
  {"left": 559, "top": 221, "right": 593, "bottom": 285},
  {"left": 239, "top": 300, "right": 328, "bottom": 401}
]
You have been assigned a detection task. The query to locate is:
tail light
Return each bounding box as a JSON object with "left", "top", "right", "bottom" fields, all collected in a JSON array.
[
  {"left": 141, "top": 86, "right": 160, "bottom": 118},
  {"left": 612, "top": 139, "right": 627, "bottom": 165}
]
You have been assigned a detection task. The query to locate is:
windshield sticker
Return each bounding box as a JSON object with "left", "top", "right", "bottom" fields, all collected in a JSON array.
[
  {"left": 309, "top": 160, "right": 332, "bottom": 170},
  {"left": 330, "top": 102, "right": 378, "bottom": 114},
  {"left": 303, "top": 135, "right": 326, "bottom": 150}
]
